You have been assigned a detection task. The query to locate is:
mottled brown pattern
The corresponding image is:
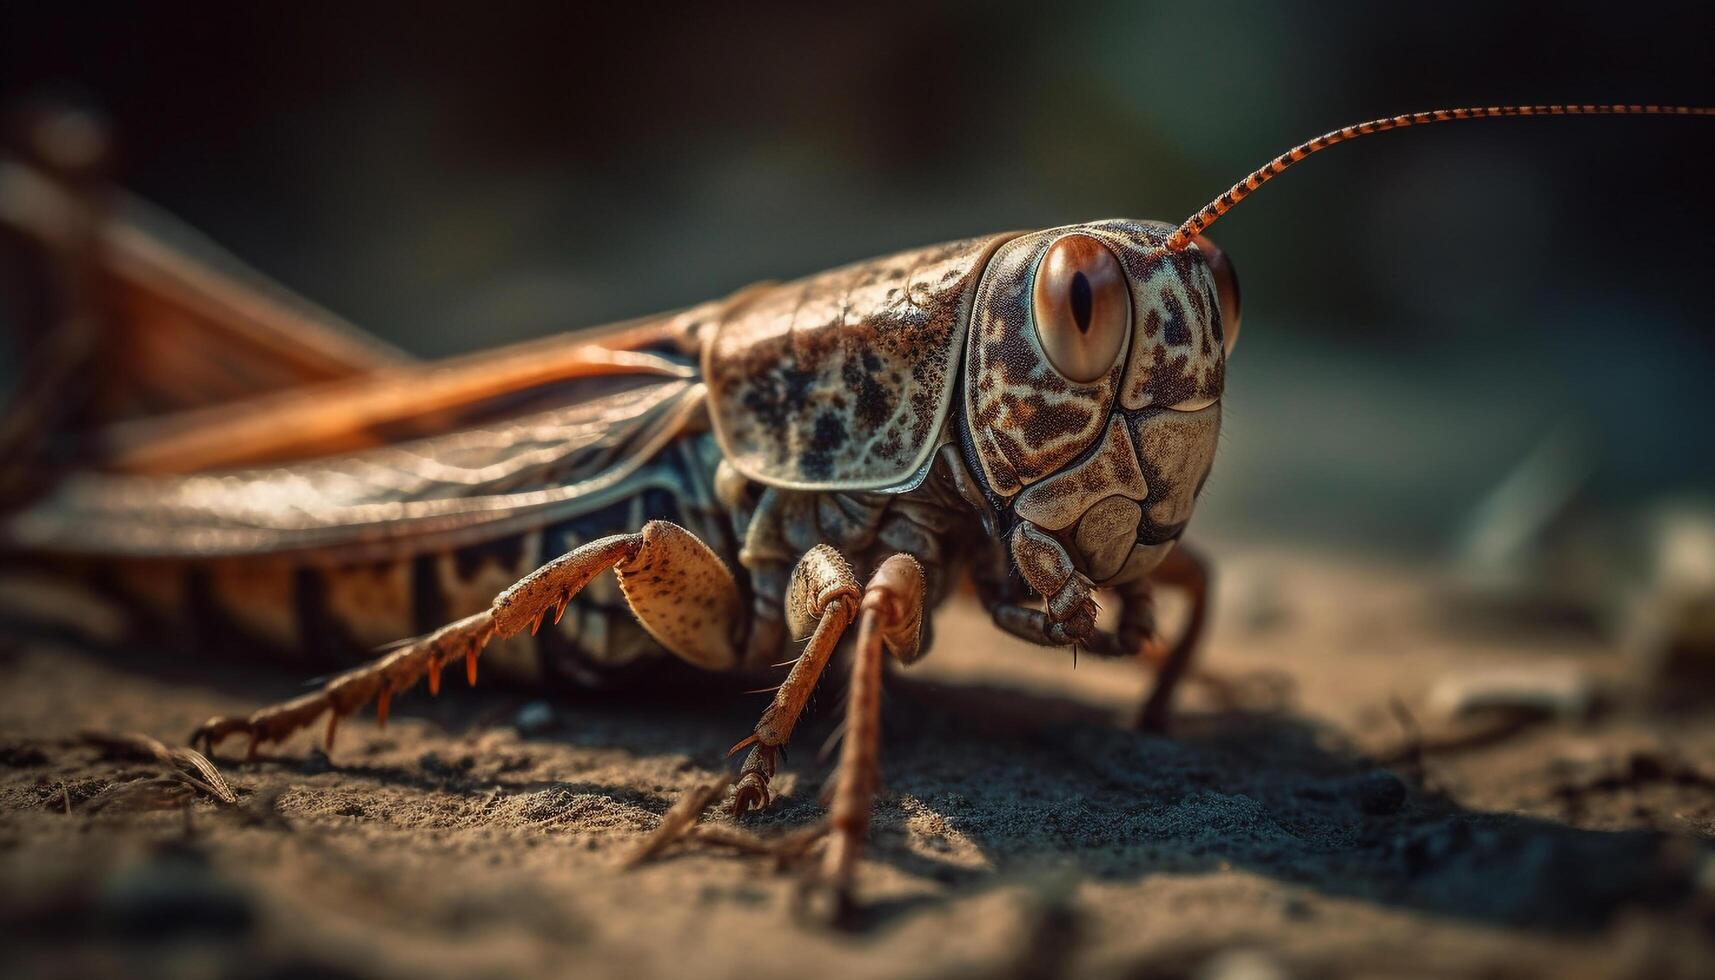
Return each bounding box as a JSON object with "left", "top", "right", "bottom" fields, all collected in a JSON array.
[
  {"left": 1118, "top": 231, "right": 1226, "bottom": 411},
  {"left": 705, "top": 234, "right": 1013, "bottom": 490},
  {"left": 1009, "top": 522, "right": 1076, "bottom": 601},
  {"left": 1128, "top": 403, "right": 1222, "bottom": 530},
  {"left": 733, "top": 476, "right": 966, "bottom": 668},
  {"left": 963, "top": 219, "right": 1225, "bottom": 499},
  {"left": 614, "top": 521, "right": 740, "bottom": 669},
  {"left": 965, "top": 220, "right": 1226, "bottom": 593},
  {"left": 964, "top": 225, "right": 1133, "bottom": 497},
  {"left": 1074, "top": 495, "right": 1142, "bottom": 581},
  {"left": 1011, "top": 416, "right": 1149, "bottom": 531},
  {"left": 1104, "top": 539, "right": 1179, "bottom": 588}
]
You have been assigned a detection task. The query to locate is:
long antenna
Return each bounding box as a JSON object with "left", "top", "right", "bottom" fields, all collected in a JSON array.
[{"left": 1165, "top": 104, "right": 1715, "bottom": 251}]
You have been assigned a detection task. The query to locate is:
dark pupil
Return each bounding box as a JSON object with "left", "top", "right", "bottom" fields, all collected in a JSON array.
[{"left": 1068, "top": 271, "right": 1093, "bottom": 333}]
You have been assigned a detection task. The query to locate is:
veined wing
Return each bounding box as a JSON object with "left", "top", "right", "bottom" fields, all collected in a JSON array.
[
  {"left": 0, "top": 157, "right": 412, "bottom": 420},
  {"left": 3, "top": 153, "right": 713, "bottom": 476},
  {"left": 97, "top": 336, "right": 700, "bottom": 474},
  {"left": 7, "top": 377, "right": 707, "bottom": 561}
]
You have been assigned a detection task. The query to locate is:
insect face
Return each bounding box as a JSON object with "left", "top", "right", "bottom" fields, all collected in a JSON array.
[{"left": 962, "top": 219, "right": 1232, "bottom": 593}]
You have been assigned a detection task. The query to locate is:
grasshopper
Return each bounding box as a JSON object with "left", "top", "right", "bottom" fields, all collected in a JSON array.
[{"left": 0, "top": 103, "right": 1709, "bottom": 916}]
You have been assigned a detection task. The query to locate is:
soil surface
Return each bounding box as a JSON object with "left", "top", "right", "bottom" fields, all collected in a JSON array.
[{"left": 3, "top": 543, "right": 1713, "bottom": 979}]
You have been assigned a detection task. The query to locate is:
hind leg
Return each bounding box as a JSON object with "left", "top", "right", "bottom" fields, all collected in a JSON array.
[{"left": 191, "top": 521, "right": 742, "bottom": 757}]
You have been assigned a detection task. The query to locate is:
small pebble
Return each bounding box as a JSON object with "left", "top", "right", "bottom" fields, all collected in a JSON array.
[
  {"left": 515, "top": 700, "right": 557, "bottom": 735},
  {"left": 1199, "top": 949, "right": 1287, "bottom": 980},
  {"left": 1425, "top": 662, "right": 1596, "bottom": 722}
]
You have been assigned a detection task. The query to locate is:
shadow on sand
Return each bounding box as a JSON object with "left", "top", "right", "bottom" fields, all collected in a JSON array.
[
  {"left": 53, "top": 633, "right": 1702, "bottom": 938},
  {"left": 820, "top": 677, "right": 1697, "bottom": 934}
]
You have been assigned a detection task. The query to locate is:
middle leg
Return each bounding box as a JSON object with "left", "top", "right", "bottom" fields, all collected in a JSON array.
[{"left": 1121, "top": 543, "right": 1211, "bottom": 732}]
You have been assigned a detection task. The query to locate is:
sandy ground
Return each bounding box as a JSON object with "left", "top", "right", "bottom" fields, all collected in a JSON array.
[{"left": 2, "top": 543, "right": 1713, "bottom": 980}]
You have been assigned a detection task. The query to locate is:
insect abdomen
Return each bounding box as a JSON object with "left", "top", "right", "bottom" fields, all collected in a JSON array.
[{"left": 100, "top": 443, "right": 736, "bottom": 687}]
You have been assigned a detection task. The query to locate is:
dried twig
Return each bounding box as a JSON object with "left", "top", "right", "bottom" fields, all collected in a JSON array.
[
  {"left": 1372, "top": 701, "right": 1539, "bottom": 767},
  {"left": 82, "top": 776, "right": 197, "bottom": 813},
  {"left": 619, "top": 773, "right": 734, "bottom": 868},
  {"left": 79, "top": 731, "right": 238, "bottom": 805},
  {"left": 690, "top": 821, "right": 829, "bottom": 870}
]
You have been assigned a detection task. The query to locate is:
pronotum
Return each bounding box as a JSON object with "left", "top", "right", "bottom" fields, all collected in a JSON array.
[{"left": 0, "top": 103, "right": 1708, "bottom": 917}]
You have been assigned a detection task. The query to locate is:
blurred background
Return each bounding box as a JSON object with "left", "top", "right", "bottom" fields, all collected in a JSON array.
[
  {"left": 3, "top": 10, "right": 1715, "bottom": 973},
  {"left": 3, "top": 0, "right": 1712, "bottom": 557}
]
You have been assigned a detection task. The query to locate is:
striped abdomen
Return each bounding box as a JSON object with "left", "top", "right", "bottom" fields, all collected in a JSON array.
[{"left": 95, "top": 436, "right": 736, "bottom": 688}]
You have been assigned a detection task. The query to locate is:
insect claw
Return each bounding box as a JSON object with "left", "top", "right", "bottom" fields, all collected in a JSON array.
[
  {"left": 427, "top": 659, "right": 442, "bottom": 696},
  {"left": 529, "top": 609, "right": 546, "bottom": 636},
  {"left": 465, "top": 648, "right": 478, "bottom": 687},
  {"left": 727, "top": 733, "right": 761, "bottom": 757},
  {"left": 552, "top": 593, "right": 570, "bottom": 625},
  {"left": 376, "top": 689, "right": 391, "bottom": 728}
]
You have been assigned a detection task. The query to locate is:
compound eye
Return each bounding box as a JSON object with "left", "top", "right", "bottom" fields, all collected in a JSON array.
[
  {"left": 1032, "top": 233, "right": 1129, "bottom": 383},
  {"left": 1193, "top": 233, "right": 1241, "bottom": 356}
]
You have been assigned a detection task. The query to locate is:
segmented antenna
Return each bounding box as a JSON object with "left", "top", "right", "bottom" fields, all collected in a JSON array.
[{"left": 1165, "top": 104, "right": 1715, "bottom": 251}]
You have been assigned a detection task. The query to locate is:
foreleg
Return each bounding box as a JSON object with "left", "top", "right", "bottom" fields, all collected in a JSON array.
[
  {"left": 979, "top": 524, "right": 1100, "bottom": 648},
  {"left": 1127, "top": 543, "right": 1211, "bottom": 732}
]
